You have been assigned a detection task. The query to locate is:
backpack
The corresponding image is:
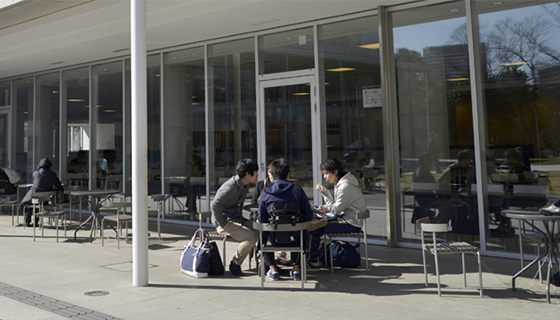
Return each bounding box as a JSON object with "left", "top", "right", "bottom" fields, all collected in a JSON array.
[
  {"left": 0, "top": 169, "right": 17, "bottom": 194},
  {"left": 319, "top": 240, "right": 361, "bottom": 268},
  {"left": 267, "top": 202, "right": 301, "bottom": 246},
  {"left": 2, "top": 168, "right": 20, "bottom": 184}
]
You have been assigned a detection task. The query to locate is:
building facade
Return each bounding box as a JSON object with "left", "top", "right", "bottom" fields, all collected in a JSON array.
[{"left": 1, "top": 0, "right": 559, "bottom": 259}]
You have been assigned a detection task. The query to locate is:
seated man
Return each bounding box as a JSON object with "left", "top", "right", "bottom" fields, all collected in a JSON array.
[
  {"left": 308, "top": 158, "right": 366, "bottom": 269},
  {"left": 258, "top": 158, "right": 313, "bottom": 281},
  {"left": 211, "top": 159, "right": 259, "bottom": 276}
]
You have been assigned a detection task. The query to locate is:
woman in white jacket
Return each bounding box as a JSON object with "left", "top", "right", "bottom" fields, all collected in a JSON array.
[{"left": 308, "top": 158, "right": 367, "bottom": 268}]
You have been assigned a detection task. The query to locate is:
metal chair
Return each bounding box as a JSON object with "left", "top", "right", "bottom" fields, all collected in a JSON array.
[
  {"left": 0, "top": 189, "right": 19, "bottom": 226},
  {"left": 30, "top": 191, "right": 67, "bottom": 242},
  {"left": 419, "top": 218, "right": 483, "bottom": 297},
  {"left": 253, "top": 221, "right": 310, "bottom": 290},
  {"left": 148, "top": 194, "right": 166, "bottom": 239},
  {"left": 323, "top": 209, "right": 370, "bottom": 273},
  {"left": 101, "top": 202, "right": 132, "bottom": 249}
]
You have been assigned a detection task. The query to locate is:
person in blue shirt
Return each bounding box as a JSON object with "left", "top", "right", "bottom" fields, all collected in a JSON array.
[{"left": 258, "top": 158, "right": 313, "bottom": 281}]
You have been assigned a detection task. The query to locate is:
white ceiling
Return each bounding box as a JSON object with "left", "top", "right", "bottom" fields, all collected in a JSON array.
[{"left": 0, "top": 0, "right": 421, "bottom": 79}]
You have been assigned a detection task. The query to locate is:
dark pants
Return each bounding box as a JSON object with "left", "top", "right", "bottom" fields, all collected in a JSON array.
[{"left": 308, "top": 217, "right": 361, "bottom": 262}]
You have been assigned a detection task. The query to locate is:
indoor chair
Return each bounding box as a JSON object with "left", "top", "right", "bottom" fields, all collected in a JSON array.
[
  {"left": 323, "top": 209, "right": 370, "bottom": 273},
  {"left": 418, "top": 217, "right": 483, "bottom": 297}
]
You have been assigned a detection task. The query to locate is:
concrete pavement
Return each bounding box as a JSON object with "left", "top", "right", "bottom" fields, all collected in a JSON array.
[{"left": 1, "top": 212, "right": 559, "bottom": 319}]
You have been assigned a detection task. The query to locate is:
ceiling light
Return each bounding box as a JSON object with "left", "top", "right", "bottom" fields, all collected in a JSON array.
[
  {"left": 155, "top": 74, "right": 160, "bottom": 77},
  {"left": 67, "top": 99, "right": 85, "bottom": 102},
  {"left": 447, "top": 77, "right": 470, "bottom": 81},
  {"left": 359, "top": 43, "right": 380, "bottom": 50},
  {"left": 103, "top": 110, "right": 116, "bottom": 113},
  {"left": 96, "top": 105, "right": 103, "bottom": 108},
  {"left": 293, "top": 93, "right": 310, "bottom": 96},
  {"left": 52, "top": 91, "right": 59, "bottom": 94},
  {"left": 327, "top": 67, "right": 356, "bottom": 72},
  {"left": 502, "top": 61, "right": 529, "bottom": 66}
]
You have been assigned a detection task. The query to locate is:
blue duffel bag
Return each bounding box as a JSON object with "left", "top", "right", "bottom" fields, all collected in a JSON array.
[{"left": 320, "top": 240, "right": 360, "bottom": 268}]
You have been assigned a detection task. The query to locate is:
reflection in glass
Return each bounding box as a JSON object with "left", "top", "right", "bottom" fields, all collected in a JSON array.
[
  {"left": 64, "top": 68, "right": 90, "bottom": 188},
  {"left": 35, "top": 73, "right": 60, "bottom": 175},
  {"left": 264, "top": 83, "right": 312, "bottom": 192},
  {"left": 392, "top": 2, "right": 475, "bottom": 244},
  {"left": 318, "top": 16, "right": 384, "bottom": 240},
  {"left": 147, "top": 55, "right": 161, "bottom": 196},
  {"left": 476, "top": 1, "right": 560, "bottom": 251},
  {"left": 209, "top": 38, "right": 256, "bottom": 207},
  {"left": 14, "top": 77, "right": 34, "bottom": 183},
  {"left": 163, "top": 47, "right": 205, "bottom": 221},
  {"left": 259, "top": 27, "right": 314, "bottom": 74},
  {"left": 93, "top": 61, "right": 123, "bottom": 190}
]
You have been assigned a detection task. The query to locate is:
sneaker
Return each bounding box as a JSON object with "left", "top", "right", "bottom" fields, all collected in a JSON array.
[
  {"left": 229, "top": 260, "right": 245, "bottom": 276},
  {"left": 266, "top": 270, "right": 279, "bottom": 281},
  {"left": 308, "top": 217, "right": 328, "bottom": 231},
  {"left": 290, "top": 270, "right": 301, "bottom": 281},
  {"left": 307, "top": 261, "right": 322, "bottom": 269}
]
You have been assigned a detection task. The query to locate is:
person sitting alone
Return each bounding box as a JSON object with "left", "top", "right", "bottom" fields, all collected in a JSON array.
[
  {"left": 308, "top": 158, "right": 367, "bottom": 269},
  {"left": 258, "top": 158, "right": 313, "bottom": 280},
  {"left": 19, "top": 157, "right": 64, "bottom": 227}
]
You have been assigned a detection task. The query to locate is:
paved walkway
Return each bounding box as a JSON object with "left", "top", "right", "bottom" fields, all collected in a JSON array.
[{"left": 1, "top": 212, "right": 559, "bottom": 319}]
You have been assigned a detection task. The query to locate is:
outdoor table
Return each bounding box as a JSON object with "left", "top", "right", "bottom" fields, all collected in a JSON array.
[
  {"left": 502, "top": 209, "right": 560, "bottom": 304},
  {"left": 72, "top": 189, "right": 120, "bottom": 242}
]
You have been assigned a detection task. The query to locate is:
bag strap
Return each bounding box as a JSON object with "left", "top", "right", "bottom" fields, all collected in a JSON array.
[{"left": 184, "top": 228, "right": 209, "bottom": 253}]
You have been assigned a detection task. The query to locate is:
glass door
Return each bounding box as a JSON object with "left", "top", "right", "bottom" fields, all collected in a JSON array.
[
  {"left": 0, "top": 109, "right": 10, "bottom": 168},
  {"left": 258, "top": 75, "right": 321, "bottom": 202}
]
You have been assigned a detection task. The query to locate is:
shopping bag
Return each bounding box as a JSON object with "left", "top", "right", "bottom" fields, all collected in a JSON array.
[{"left": 180, "top": 228, "right": 211, "bottom": 278}]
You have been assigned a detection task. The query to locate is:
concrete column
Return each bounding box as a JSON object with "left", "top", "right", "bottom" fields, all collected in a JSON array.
[{"left": 131, "top": 0, "right": 148, "bottom": 287}]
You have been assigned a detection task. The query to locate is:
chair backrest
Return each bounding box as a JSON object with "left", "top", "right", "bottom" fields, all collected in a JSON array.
[
  {"left": 31, "top": 191, "right": 55, "bottom": 204},
  {"left": 513, "top": 184, "right": 549, "bottom": 195},
  {"left": 252, "top": 221, "right": 311, "bottom": 232},
  {"left": 151, "top": 194, "right": 166, "bottom": 202},
  {"left": 105, "top": 174, "right": 123, "bottom": 190},
  {"left": 420, "top": 222, "right": 449, "bottom": 233},
  {"left": 491, "top": 173, "right": 505, "bottom": 183},
  {"left": 470, "top": 184, "right": 503, "bottom": 195},
  {"left": 199, "top": 211, "right": 212, "bottom": 228}
]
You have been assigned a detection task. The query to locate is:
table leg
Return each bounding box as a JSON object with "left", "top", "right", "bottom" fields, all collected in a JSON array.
[{"left": 74, "top": 214, "right": 94, "bottom": 240}]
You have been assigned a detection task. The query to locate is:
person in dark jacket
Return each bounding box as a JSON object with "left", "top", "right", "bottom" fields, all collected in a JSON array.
[
  {"left": 258, "top": 158, "right": 313, "bottom": 281},
  {"left": 19, "top": 157, "right": 64, "bottom": 227}
]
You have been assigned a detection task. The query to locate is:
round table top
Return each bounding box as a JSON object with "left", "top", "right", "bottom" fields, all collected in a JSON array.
[
  {"left": 502, "top": 209, "right": 560, "bottom": 221},
  {"left": 70, "top": 189, "right": 120, "bottom": 197}
]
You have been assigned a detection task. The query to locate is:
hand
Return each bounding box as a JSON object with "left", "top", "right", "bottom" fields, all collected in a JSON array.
[
  {"left": 316, "top": 183, "right": 327, "bottom": 194},
  {"left": 317, "top": 205, "right": 326, "bottom": 214}
]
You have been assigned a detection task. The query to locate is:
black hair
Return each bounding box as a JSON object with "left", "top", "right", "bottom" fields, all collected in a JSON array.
[
  {"left": 38, "top": 157, "right": 52, "bottom": 169},
  {"left": 268, "top": 158, "right": 290, "bottom": 180},
  {"left": 456, "top": 149, "right": 472, "bottom": 161},
  {"left": 236, "top": 158, "right": 259, "bottom": 179},
  {"left": 319, "top": 158, "right": 346, "bottom": 179}
]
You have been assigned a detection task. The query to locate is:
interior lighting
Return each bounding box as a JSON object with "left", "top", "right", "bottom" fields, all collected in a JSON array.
[
  {"left": 327, "top": 67, "right": 355, "bottom": 72},
  {"left": 293, "top": 92, "right": 310, "bottom": 96},
  {"left": 52, "top": 91, "right": 59, "bottom": 94},
  {"left": 103, "top": 110, "right": 116, "bottom": 113},
  {"left": 447, "top": 77, "right": 470, "bottom": 81},
  {"left": 67, "top": 99, "right": 85, "bottom": 102},
  {"left": 359, "top": 43, "right": 380, "bottom": 49},
  {"left": 502, "top": 61, "right": 529, "bottom": 66}
]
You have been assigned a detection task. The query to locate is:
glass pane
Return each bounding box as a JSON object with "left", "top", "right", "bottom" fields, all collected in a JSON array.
[
  {"left": 476, "top": 1, "right": 560, "bottom": 252},
  {"left": 0, "top": 81, "right": 9, "bottom": 106},
  {"left": 93, "top": 61, "right": 123, "bottom": 190},
  {"left": 14, "top": 77, "right": 34, "bottom": 183},
  {"left": 392, "top": 1, "right": 475, "bottom": 244},
  {"left": 209, "top": 38, "right": 257, "bottom": 209},
  {"left": 147, "top": 55, "right": 162, "bottom": 196},
  {"left": 64, "top": 67, "right": 90, "bottom": 188},
  {"left": 35, "top": 72, "right": 60, "bottom": 175},
  {"left": 259, "top": 27, "right": 314, "bottom": 74},
  {"left": 318, "top": 16, "right": 384, "bottom": 240},
  {"left": 0, "top": 112, "right": 9, "bottom": 168},
  {"left": 264, "top": 83, "right": 313, "bottom": 195},
  {"left": 163, "top": 46, "right": 205, "bottom": 221}
]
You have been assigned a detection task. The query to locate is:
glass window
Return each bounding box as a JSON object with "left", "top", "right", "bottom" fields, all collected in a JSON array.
[
  {"left": 147, "top": 55, "right": 162, "bottom": 196},
  {"left": 318, "top": 16, "right": 385, "bottom": 240},
  {"left": 259, "top": 27, "right": 314, "bottom": 74},
  {"left": 13, "top": 77, "right": 34, "bottom": 183},
  {"left": 0, "top": 81, "right": 9, "bottom": 106},
  {"left": 93, "top": 61, "right": 123, "bottom": 189},
  {"left": 475, "top": 1, "right": 560, "bottom": 252},
  {"left": 391, "top": 1, "right": 475, "bottom": 244},
  {"left": 163, "top": 47, "right": 205, "bottom": 221},
  {"left": 64, "top": 67, "right": 90, "bottom": 188},
  {"left": 35, "top": 72, "right": 60, "bottom": 175},
  {"left": 209, "top": 37, "right": 257, "bottom": 206}
]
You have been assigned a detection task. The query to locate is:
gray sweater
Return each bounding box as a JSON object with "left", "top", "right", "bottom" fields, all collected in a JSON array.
[
  {"left": 211, "top": 175, "right": 249, "bottom": 227},
  {"left": 321, "top": 172, "right": 366, "bottom": 228}
]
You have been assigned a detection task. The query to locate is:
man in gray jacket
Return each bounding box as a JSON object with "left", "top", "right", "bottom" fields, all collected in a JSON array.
[{"left": 211, "top": 159, "right": 259, "bottom": 276}]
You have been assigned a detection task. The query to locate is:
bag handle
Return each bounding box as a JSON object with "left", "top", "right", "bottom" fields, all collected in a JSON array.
[{"left": 183, "top": 228, "right": 209, "bottom": 254}]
